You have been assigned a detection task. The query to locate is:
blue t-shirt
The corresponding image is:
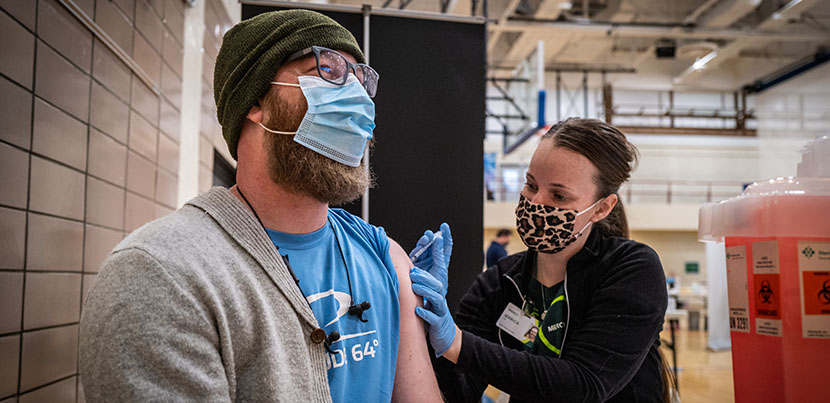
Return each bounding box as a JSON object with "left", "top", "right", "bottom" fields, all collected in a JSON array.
[{"left": 265, "top": 209, "right": 400, "bottom": 403}]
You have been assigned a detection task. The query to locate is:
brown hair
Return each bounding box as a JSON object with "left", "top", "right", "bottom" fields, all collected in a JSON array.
[
  {"left": 659, "top": 348, "right": 678, "bottom": 403},
  {"left": 541, "top": 118, "right": 639, "bottom": 238}
]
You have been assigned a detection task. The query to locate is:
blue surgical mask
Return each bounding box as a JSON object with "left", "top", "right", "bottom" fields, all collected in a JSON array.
[{"left": 259, "top": 74, "right": 375, "bottom": 167}]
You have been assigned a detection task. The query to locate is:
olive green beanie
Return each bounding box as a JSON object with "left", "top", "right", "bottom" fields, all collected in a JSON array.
[{"left": 213, "top": 9, "right": 364, "bottom": 160}]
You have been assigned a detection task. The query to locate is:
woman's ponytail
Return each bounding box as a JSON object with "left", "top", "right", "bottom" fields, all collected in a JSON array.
[{"left": 659, "top": 348, "right": 678, "bottom": 402}]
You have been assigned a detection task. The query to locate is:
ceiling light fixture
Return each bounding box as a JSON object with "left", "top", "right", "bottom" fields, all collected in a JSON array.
[{"left": 693, "top": 50, "right": 718, "bottom": 70}]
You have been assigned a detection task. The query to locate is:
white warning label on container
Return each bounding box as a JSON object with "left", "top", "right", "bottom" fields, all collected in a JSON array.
[
  {"left": 725, "top": 245, "right": 750, "bottom": 333},
  {"left": 798, "top": 240, "right": 830, "bottom": 339},
  {"left": 753, "top": 240, "right": 782, "bottom": 337},
  {"left": 752, "top": 240, "right": 780, "bottom": 274}
]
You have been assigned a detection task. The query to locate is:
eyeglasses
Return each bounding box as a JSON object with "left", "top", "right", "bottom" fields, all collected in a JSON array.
[{"left": 284, "top": 46, "right": 379, "bottom": 97}]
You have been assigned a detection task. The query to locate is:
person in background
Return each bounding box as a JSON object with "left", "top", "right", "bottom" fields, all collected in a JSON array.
[
  {"left": 486, "top": 229, "right": 512, "bottom": 268},
  {"left": 666, "top": 271, "right": 681, "bottom": 330},
  {"left": 666, "top": 270, "right": 678, "bottom": 292},
  {"left": 80, "top": 10, "right": 442, "bottom": 403},
  {"left": 411, "top": 118, "right": 675, "bottom": 403}
]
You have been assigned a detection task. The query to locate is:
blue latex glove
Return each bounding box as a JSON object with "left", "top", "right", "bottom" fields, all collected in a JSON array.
[
  {"left": 408, "top": 223, "right": 453, "bottom": 296},
  {"left": 410, "top": 267, "right": 456, "bottom": 357}
]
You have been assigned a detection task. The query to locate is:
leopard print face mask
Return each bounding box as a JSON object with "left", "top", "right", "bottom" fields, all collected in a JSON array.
[{"left": 515, "top": 194, "right": 602, "bottom": 254}]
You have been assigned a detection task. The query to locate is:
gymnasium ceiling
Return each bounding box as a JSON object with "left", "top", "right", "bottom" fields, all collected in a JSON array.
[{"left": 315, "top": 0, "right": 830, "bottom": 90}]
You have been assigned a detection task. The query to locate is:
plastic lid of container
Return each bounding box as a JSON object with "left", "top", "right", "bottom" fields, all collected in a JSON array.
[
  {"left": 797, "top": 134, "right": 830, "bottom": 178},
  {"left": 698, "top": 176, "right": 830, "bottom": 242},
  {"left": 743, "top": 176, "right": 830, "bottom": 197}
]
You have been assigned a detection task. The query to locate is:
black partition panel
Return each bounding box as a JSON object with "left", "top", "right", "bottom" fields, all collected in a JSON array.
[
  {"left": 241, "top": 5, "right": 364, "bottom": 41},
  {"left": 368, "top": 16, "right": 485, "bottom": 313},
  {"left": 241, "top": 4, "right": 485, "bottom": 313}
]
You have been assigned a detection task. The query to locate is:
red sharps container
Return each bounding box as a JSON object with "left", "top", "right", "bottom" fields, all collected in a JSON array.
[{"left": 698, "top": 135, "right": 830, "bottom": 403}]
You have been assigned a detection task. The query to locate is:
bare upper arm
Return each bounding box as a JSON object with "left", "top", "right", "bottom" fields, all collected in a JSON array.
[{"left": 388, "top": 239, "right": 443, "bottom": 402}]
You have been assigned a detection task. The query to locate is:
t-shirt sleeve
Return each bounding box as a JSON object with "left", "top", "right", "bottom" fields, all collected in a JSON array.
[
  {"left": 330, "top": 209, "right": 390, "bottom": 255},
  {"left": 373, "top": 225, "right": 398, "bottom": 293}
]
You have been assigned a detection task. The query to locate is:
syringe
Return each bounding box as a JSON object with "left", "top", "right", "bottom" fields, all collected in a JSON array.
[{"left": 409, "top": 231, "right": 442, "bottom": 260}]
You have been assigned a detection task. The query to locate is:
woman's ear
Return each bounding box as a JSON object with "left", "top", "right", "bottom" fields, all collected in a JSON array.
[{"left": 591, "top": 193, "right": 618, "bottom": 223}]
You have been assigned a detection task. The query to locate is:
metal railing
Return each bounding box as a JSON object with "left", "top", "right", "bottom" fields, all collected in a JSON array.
[{"left": 486, "top": 177, "right": 747, "bottom": 204}]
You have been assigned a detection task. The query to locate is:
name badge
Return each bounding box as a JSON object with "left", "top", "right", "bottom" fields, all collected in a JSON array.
[{"left": 496, "top": 302, "right": 536, "bottom": 342}]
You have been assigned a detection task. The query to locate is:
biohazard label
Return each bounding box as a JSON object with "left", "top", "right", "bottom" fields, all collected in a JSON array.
[
  {"left": 753, "top": 241, "right": 781, "bottom": 337},
  {"left": 754, "top": 274, "right": 780, "bottom": 319},
  {"left": 798, "top": 240, "right": 830, "bottom": 339},
  {"left": 725, "top": 245, "right": 750, "bottom": 333}
]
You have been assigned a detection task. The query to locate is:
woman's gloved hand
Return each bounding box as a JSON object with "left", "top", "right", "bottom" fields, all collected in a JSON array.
[
  {"left": 410, "top": 267, "right": 456, "bottom": 357},
  {"left": 408, "top": 223, "right": 453, "bottom": 296}
]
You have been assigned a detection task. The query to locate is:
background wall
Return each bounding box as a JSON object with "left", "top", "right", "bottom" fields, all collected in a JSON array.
[
  {"left": 629, "top": 230, "right": 706, "bottom": 283},
  {"left": 198, "top": 0, "right": 234, "bottom": 193},
  {"left": 0, "top": 0, "right": 188, "bottom": 401},
  {"left": 756, "top": 63, "right": 830, "bottom": 179}
]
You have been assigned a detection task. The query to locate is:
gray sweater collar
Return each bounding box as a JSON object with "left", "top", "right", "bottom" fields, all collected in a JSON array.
[{"left": 187, "top": 187, "right": 319, "bottom": 328}]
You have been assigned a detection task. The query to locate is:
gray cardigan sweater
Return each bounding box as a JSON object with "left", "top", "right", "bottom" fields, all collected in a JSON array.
[{"left": 80, "top": 187, "right": 332, "bottom": 402}]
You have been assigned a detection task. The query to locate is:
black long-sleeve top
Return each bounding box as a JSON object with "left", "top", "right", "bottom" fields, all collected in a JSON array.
[{"left": 434, "top": 229, "right": 668, "bottom": 403}]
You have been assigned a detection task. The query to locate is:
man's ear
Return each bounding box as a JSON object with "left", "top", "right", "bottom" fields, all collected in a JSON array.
[
  {"left": 591, "top": 193, "right": 618, "bottom": 223},
  {"left": 247, "top": 102, "right": 264, "bottom": 124}
]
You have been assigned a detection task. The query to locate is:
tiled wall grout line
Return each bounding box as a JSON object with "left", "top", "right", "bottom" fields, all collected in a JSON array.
[
  {"left": 0, "top": 269, "right": 94, "bottom": 275},
  {"left": 3, "top": 138, "right": 98, "bottom": 179},
  {"left": 18, "top": 372, "right": 76, "bottom": 397},
  {"left": 0, "top": 4, "right": 35, "bottom": 35},
  {"left": 123, "top": 62, "right": 133, "bottom": 237},
  {"left": 76, "top": 14, "right": 96, "bottom": 401},
  {"left": 2, "top": 322, "right": 81, "bottom": 338},
  {"left": 153, "top": 19, "right": 162, "bottom": 223},
  {"left": 1, "top": 139, "right": 178, "bottom": 213},
  {"left": 0, "top": 70, "right": 29, "bottom": 98},
  {"left": 35, "top": 33, "right": 94, "bottom": 96},
  {"left": 0, "top": 203, "right": 123, "bottom": 234},
  {"left": 16, "top": 1, "right": 41, "bottom": 396}
]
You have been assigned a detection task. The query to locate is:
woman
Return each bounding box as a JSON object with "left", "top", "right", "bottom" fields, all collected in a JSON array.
[{"left": 410, "top": 118, "right": 673, "bottom": 403}]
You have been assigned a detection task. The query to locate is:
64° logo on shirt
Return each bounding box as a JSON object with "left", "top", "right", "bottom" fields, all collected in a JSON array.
[{"left": 326, "top": 338, "right": 379, "bottom": 369}]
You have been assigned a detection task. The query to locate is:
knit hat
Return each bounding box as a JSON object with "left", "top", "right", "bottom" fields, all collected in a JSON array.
[{"left": 213, "top": 9, "right": 364, "bottom": 160}]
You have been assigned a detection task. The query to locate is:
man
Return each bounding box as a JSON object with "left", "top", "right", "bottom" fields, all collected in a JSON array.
[
  {"left": 485, "top": 229, "right": 511, "bottom": 268},
  {"left": 80, "top": 10, "right": 442, "bottom": 402}
]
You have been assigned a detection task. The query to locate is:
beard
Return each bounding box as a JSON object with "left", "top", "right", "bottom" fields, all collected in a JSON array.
[{"left": 260, "top": 85, "right": 374, "bottom": 206}]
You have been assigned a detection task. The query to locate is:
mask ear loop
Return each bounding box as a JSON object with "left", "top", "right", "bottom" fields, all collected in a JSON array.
[
  {"left": 573, "top": 197, "right": 606, "bottom": 239},
  {"left": 257, "top": 122, "right": 295, "bottom": 135},
  {"left": 575, "top": 197, "right": 604, "bottom": 217},
  {"left": 255, "top": 81, "right": 303, "bottom": 135}
]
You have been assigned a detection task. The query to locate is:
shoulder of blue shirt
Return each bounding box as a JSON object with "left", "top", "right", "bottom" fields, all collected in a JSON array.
[{"left": 329, "top": 208, "right": 392, "bottom": 257}]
